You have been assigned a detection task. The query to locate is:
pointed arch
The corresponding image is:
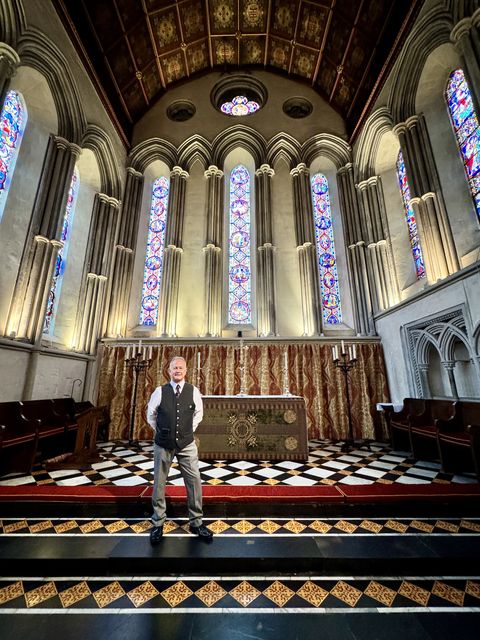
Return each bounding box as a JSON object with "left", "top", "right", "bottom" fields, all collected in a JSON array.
[
  {"left": 128, "top": 137, "right": 178, "bottom": 174},
  {"left": 82, "top": 124, "right": 122, "bottom": 200},
  {"left": 17, "top": 27, "right": 86, "bottom": 143},
  {"left": 212, "top": 125, "right": 267, "bottom": 167},
  {"left": 301, "top": 133, "right": 351, "bottom": 169},
  {"left": 354, "top": 107, "right": 395, "bottom": 181},
  {"left": 178, "top": 134, "right": 212, "bottom": 170}
]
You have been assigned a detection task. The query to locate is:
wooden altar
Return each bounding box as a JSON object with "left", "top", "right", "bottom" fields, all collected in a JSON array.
[{"left": 195, "top": 395, "right": 308, "bottom": 461}]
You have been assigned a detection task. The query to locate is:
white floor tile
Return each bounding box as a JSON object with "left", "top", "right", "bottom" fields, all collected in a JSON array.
[
  {"left": 281, "top": 475, "right": 317, "bottom": 486},
  {"left": 323, "top": 460, "right": 349, "bottom": 470},
  {"left": 395, "top": 475, "right": 430, "bottom": 484},
  {"left": 57, "top": 475, "right": 92, "bottom": 486},
  {"left": 225, "top": 476, "right": 261, "bottom": 486},
  {"left": 122, "top": 455, "right": 148, "bottom": 463},
  {"left": 356, "top": 467, "right": 386, "bottom": 479},
  {"left": 339, "top": 475, "right": 374, "bottom": 485},
  {"left": 100, "top": 467, "right": 130, "bottom": 479},
  {"left": 113, "top": 475, "right": 149, "bottom": 486},
  {"left": 228, "top": 460, "right": 257, "bottom": 470},
  {"left": 302, "top": 467, "right": 335, "bottom": 479},
  {"left": 0, "top": 475, "right": 35, "bottom": 486},
  {"left": 202, "top": 467, "right": 233, "bottom": 479},
  {"left": 252, "top": 467, "right": 285, "bottom": 478}
]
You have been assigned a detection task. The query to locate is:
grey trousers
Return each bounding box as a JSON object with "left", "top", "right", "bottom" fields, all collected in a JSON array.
[{"left": 151, "top": 440, "right": 203, "bottom": 528}]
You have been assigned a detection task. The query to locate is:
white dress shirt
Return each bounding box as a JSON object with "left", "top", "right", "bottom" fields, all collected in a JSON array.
[{"left": 147, "top": 380, "right": 203, "bottom": 431}]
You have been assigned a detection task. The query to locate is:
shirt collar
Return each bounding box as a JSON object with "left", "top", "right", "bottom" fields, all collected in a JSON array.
[{"left": 170, "top": 380, "right": 185, "bottom": 391}]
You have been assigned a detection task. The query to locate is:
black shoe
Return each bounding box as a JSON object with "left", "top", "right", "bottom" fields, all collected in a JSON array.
[
  {"left": 150, "top": 525, "right": 163, "bottom": 544},
  {"left": 190, "top": 524, "right": 213, "bottom": 540}
]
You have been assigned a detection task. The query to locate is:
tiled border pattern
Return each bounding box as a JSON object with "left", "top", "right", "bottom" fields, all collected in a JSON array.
[
  {"left": 0, "top": 577, "right": 479, "bottom": 610},
  {"left": 2, "top": 517, "right": 480, "bottom": 536},
  {"left": 0, "top": 440, "right": 476, "bottom": 488}
]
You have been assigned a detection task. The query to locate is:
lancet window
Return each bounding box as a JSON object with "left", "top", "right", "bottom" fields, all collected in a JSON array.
[
  {"left": 396, "top": 151, "right": 425, "bottom": 279},
  {"left": 310, "top": 173, "right": 342, "bottom": 324},
  {"left": 140, "top": 176, "right": 170, "bottom": 325}
]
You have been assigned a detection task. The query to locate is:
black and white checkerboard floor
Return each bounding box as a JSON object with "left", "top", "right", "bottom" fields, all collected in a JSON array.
[{"left": 0, "top": 440, "right": 476, "bottom": 487}]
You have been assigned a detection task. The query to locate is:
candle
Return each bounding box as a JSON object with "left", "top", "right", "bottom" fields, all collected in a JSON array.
[
  {"left": 284, "top": 350, "right": 288, "bottom": 371},
  {"left": 333, "top": 345, "right": 338, "bottom": 361},
  {"left": 126, "top": 345, "right": 131, "bottom": 360},
  {"left": 341, "top": 340, "right": 345, "bottom": 355},
  {"left": 197, "top": 351, "right": 201, "bottom": 370},
  {"left": 352, "top": 344, "right": 356, "bottom": 360},
  {"left": 148, "top": 346, "right": 152, "bottom": 360}
]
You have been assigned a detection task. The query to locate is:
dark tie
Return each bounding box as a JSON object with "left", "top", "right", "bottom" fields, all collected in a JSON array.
[{"left": 175, "top": 384, "right": 181, "bottom": 397}]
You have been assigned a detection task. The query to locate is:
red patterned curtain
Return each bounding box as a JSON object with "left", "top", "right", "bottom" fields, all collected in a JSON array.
[{"left": 98, "top": 342, "right": 390, "bottom": 442}]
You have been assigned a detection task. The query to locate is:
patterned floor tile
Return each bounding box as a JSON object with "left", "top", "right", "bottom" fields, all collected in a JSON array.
[
  {"left": 195, "top": 581, "right": 227, "bottom": 607},
  {"left": 160, "top": 581, "right": 193, "bottom": 607},
  {"left": 330, "top": 580, "right": 363, "bottom": 607},
  {"left": 24, "top": 582, "right": 58, "bottom": 608},
  {"left": 58, "top": 581, "right": 91, "bottom": 608},
  {"left": 92, "top": 581, "right": 126, "bottom": 608},
  {"left": 229, "top": 580, "right": 262, "bottom": 607},
  {"left": 263, "top": 580, "right": 295, "bottom": 607},
  {"left": 127, "top": 581, "right": 160, "bottom": 608},
  {"left": 364, "top": 580, "right": 397, "bottom": 606}
]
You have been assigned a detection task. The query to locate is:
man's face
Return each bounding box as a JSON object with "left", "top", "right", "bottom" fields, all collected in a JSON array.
[{"left": 169, "top": 358, "right": 187, "bottom": 383}]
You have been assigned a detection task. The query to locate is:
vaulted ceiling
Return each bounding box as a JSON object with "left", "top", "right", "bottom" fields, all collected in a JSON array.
[{"left": 54, "top": 0, "right": 423, "bottom": 147}]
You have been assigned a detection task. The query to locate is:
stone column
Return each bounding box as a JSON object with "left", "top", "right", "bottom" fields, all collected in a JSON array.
[
  {"left": 158, "top": 166, "right": 189, "bottom": 337},
  {"left": 443, "top": 360, "right": 459, "bottom": 399},
  {"left": 394, "top": 115, "right": 459, "bottom": 285},
  {"left": 337, "top": 164, "right": 374, "bottom": 335},
  {"left": 290, "top": 163, "right": 322, "bottom": 336},
  {"left": 5, "top": 135, "right": 81, "bottom": 344},
  {"left": 73, "top": 193, "right": 120, "bottom": 353},
  {"left": 357, "top": 176, "right": 400, "bottom": 312},
  {"left": 202, "top": 165, "right": 224, "bottom": 337},
  {"left": 418, "top": 363, "right": 431, "bottom": 398},
  {"left": 106, "top": 167, "right": 143, "bottom": 337},
  {"left": 451, "top": 9, "right": 480, "bottom": 116},
  {"left": 0, "top": 42, "right": 20, "bottom": 110},
  {"left": 255, "top": 164, "right": 277, "bottom": 337}
]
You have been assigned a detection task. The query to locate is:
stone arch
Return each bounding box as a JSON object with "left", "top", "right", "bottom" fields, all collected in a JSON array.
[
  {"left": 266, "top": 133, "right": 301, "bottom": 169},
  {"left": 354, "top": 107, "right": 395, "bottom": 181},
  {"left": 82, "top": 124, "right": 122, "bottom": 200},
  {"left": 0, "top": 0, "right": 26, "bottom": 47},
  {"left": 387, "top": 5, "right": 453, "bottom": 123},
  {"left": 178, "top": 135, "right": 212, "bottom": 170},
  {"left": 301, "top": 133, "right": 351, "bottom": 170},
  {"left": 128, "top": 137, "right": 178, "bottom": 174},
  {"left": 17, "top": 27, "right": 86, "bottom": 144},
  {"left": 212, "top": 125, "right": 267, "bottom": 167}
]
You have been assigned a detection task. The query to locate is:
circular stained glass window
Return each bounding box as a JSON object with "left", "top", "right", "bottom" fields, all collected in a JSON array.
[{"left": 221, "top": 95, "right": 260, "bottom": 116}]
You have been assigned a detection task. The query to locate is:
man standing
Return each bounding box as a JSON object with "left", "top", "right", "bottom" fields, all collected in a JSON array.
[{"left": 147, "top": 356, "right": 213, "bottom": 543}]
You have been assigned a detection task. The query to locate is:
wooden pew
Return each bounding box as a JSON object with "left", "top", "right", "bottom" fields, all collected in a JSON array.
[
  {"left": 20, "top": 399, "right": 72, "bottom": 459},
  {"left": 45, "top": 407, "right": 103, "bottom": 471},
  {"left": 0, "top": 402, "right": 40, "bottom": 476},
  {"left": 384, "top": 398, "right": 426, "bottom": 452},
  {"left": 437, "top": 401, "right": 480, "bottom": 479},
  {"left": 409, "top": 399, "right": 458, "bottom": 461}
]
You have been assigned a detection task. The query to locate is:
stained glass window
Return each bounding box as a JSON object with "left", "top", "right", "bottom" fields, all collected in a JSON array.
[
  {"left": 228, "top": 164, "right": 252, "bottom": 324},
  {"left": 0, "top": 90, "right": 26, "bottom": 219},
  {"left": 396, "top": 151, "right": 425, "bottom": 279},
  {"left": 140, "top": 176, "right": 170, "bottom": 325},
  {"left": 221, "top": 96, "right": 259, "bottom": 116},
  {"left": 43, "top": 169, "right": 79, "bottom": 334},
  {"left": 446, "top": 68, "right": 480, "bottom": 218},
  {"left": 310, "top": 173, "right": 342, "bottom": 325}
]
